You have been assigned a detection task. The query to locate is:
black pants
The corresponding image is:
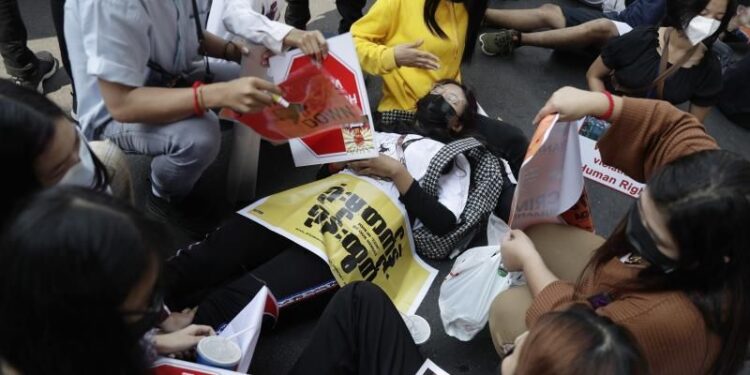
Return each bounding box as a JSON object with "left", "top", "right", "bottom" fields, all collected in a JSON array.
[
  {"left": 289, "top": 282, "right": 425, "bottom": 375},
  {"left": 0, "top": 0, "right": 37, "bottom": 77},
  {"left": 49, "top": 0, "right": 76, "bottom": 109},
  {"left": 285, "top": 0, "right": 366, "bottom": 34},
  {"left": 164, "top": 215, "right": 335, "bottom": 328}
]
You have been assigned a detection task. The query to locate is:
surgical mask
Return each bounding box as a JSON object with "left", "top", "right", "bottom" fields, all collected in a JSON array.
[
  {"left": 59, "top": 130, "right": 98, "bottom": 189},
  {"left": 625, "top": 202, "right": 679, "bottom": 274},
  {"left": 684, "top": 15, "right": 721, "bottom": 46},
  {"left": 415, "top": 94, "right": 457, "bottom": 135}
]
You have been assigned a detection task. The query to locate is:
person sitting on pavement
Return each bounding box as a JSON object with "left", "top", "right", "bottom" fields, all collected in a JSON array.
[
  {"left": 350, "top": 0, "right": 529, "bottom": 175},
  {"left": 489, "top": 86, "right": 750, "bottom": 374},
  {"left": 63, "top": 0, "right": 327, "bottom": 231},
  {"left": 479, "top": 0, "right": 666, "bottom": 57},
  {"left": 586, "top": 0, "right": 734, "bottom": 122}
]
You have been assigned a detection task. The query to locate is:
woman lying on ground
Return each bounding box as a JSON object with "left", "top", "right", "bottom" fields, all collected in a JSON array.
[
  {"left": 0, "top": 189, "right": 648, "bottom": 375},
  {"left": 350, "top": 0, "right": 529, "bottom": 175},
  {"left": 0, "top": 81, "right": 511, "bottom": 330},
  {"left": 586, "top": 0, "right": 735, "bottom": 121},
  {"left": 489, "top": 86, "right": 750, "bottom": 374}
]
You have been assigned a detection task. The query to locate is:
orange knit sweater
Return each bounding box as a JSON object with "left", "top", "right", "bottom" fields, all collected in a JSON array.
[{"left": 526, "top": 98, "right": 721, "bottom": 374}]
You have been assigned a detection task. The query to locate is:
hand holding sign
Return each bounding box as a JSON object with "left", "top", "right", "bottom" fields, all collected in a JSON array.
[
  {"left": 533, "top": 86, "right": 622, "bottom": 126},
  {"left": 221, "top": 63, "right": 363, "bottom": 141}
]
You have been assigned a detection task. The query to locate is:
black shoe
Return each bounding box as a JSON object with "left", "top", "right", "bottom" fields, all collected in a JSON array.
[{"left": 11, "top": 51, "right": 59, "bottom": 93}]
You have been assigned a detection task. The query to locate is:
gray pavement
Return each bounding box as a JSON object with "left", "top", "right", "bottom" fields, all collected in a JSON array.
[{"left": 5, "top": 0, "right": 750, "bottom": 374}]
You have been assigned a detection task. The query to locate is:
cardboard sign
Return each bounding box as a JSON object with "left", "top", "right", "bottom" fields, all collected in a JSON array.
[
  {"left": 221, "top": 63, "right": 363, "bottom": 142},
  {"left": 269, "top": 33, "right": 378, "bottom": 165}
]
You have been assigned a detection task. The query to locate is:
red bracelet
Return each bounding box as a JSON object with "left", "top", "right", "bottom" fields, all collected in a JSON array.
[
  {"left": 599, "top": 90, "right": 615, "bottom": 121},
  {"left": 192, "top": 81, "right": 205, "bottom": 117}
]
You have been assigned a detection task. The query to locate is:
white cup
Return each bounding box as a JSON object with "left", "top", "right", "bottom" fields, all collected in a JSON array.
[{"left": 196, "top": 336, "right": 242, "bottom": 370}]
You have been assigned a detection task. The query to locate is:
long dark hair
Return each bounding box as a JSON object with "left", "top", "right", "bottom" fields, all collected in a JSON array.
[
  {"left": 423, "top": 0, "right": 488, "bottom": 63},
  {"left": 0, "top": 187, "right": 168, "bottom": 375},
  {"left": 516, "top": 304, "right": 649, "bottom": 374},
  {"left": 0, "top": 79, "right": 110, "bottom": 199},
  {"left": 663, "top": 0, "right": 737, "bottom": 46},
  {"left": 577, "top": 150, "right": 750, "bottom": 374}
]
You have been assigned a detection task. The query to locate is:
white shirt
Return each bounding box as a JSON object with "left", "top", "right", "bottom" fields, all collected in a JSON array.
[
  {"left": 341, "top": 132, "right": 471, "bottom": 228},
  {"left": 208, "top": 0, "right": 292, "bottom": 54},
  {"left": 65, "top": 0, "right": 288, "bottom": 139}
]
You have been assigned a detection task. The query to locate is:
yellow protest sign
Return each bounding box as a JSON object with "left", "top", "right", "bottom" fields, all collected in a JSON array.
[{"left": 239, "top": 173, "right": 437, "bottom": 314}]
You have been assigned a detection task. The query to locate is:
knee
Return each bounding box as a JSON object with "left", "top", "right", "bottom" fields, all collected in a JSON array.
[
  {"left": 538, "top": 4, "right": 563, "bottom": 27},
  {"left": 585, "top": 19, "right": 619, "bottom": 41},
  {"left": 180, "top": 116, "right": 221, "bottom": 165}
]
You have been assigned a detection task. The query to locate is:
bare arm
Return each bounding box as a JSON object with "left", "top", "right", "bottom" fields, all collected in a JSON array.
[
  {"left": 98, "top": 77, "right": 282, "bottom": 125},
  {"left": 688, "top": 103, "right": 712, "bottom": 122},
  {"left": 501, "top": 230, "right": 559, "bottom": 297},
  {"left": 586, "top": 56, "right": 612, "bottom": 92}
]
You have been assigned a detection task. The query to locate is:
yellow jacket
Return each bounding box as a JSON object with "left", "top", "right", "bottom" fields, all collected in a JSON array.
[{"left": 351, "top": 0, "right": 467, "bottom": 112}]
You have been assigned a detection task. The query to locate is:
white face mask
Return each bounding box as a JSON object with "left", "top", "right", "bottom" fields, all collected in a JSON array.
[
  {"left": 685, "top": 15, "right": 721, "bottom": 45},
  {"left": 59, "top": 130, "right": 98, "bottom": 188}
]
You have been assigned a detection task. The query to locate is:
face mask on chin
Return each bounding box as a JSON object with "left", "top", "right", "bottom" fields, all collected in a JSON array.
[
  {"left": 684, "top": 15, "right": 721, "bottom": 45},
  {"left": 59, "top": 129, "right": 98, "bottom": 189}
]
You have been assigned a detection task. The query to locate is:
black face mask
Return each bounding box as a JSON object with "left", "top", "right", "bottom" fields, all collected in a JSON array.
[
  {"left": 415, "top": 94, "right": 457, "bottom": 136},
  {"left": 625, "top": 202, "right": 679, "bottom": 274}
]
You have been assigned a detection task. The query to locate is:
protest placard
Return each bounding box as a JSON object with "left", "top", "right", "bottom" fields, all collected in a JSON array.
[
  {"left": 220, "top": 63, "right": 363, "bottom": 142},
  {"left": 578, "top": 117, "right": 644, "bottom": 198},
  {"left": 238, "top": 171, "right": 437, "bottom": 315},
  {"left": 268, "top": 33, "right": 378, "bottom": 166},
  {"left": 510, "top": 115, "right": 594, "bottom": 231}
]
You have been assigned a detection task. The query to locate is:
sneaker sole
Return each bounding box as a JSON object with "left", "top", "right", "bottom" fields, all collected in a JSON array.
[
  {"left": 479, "top": 35, "right": 499, "bottom": 56},
  {"left": 35, "top": 58, "right": 60, "bottom": 94}
]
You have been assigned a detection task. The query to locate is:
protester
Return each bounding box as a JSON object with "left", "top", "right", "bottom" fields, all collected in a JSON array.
[
  {"left": 63, "top": 0, "right": 327, "bottom": 222},
  {"left": 0, "top": 0, "right": 59, "bottom": 92},
  {"left": 0, "top": 82, "right": 112, "bottom": 228},
  {"left": 490, "top": 86, "right": 750, "bottom": 374},
  {"left": 0, "top": 188, "right": 216, "bottom": 374},
  {"left": 479, "top": 0, "right": 666, "bottom": 57},
  {"left": 586, "top": 0, "right": 734, "bottom": 121}
]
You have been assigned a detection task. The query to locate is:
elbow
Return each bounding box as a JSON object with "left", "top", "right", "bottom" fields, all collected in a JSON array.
[{"left": 107, "top": 104, "right": 135, "bottom": 124}]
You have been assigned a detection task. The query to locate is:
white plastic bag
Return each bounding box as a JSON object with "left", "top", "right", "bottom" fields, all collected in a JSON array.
[
  {"left": 439, "top": 215, "right": 525, "bottom": 341},
  {"left": 438, "top": 245, "right": 513, "bottom": 341}
]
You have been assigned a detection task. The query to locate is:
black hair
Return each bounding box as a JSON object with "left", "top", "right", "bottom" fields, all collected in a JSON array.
[
  {"left": 0, "top": 79, "right": 110, "bottom": 225},
  {"left": 579, "top": 150, "right": 750, "bottom": 374},
  {"left": 517, "top": 304, "right": 649, "bottom": 374},
  {"left": 663, "top": 0, "right": 738, "bottom": 45},
  {"left": 0, "top": 187, "right": 169, "bottom": 375},
  {"left": 423, "top": 0, "right": 489, "bottom": 63}
]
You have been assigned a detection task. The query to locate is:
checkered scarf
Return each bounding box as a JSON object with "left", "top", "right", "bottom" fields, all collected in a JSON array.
[{"left": 413, "top": 138, "right": 504, "bottom": 259}]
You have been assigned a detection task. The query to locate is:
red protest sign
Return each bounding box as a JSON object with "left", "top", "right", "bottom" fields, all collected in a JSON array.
[{"left": 221, "top": 63, "right": 362, "bottom": 142}]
